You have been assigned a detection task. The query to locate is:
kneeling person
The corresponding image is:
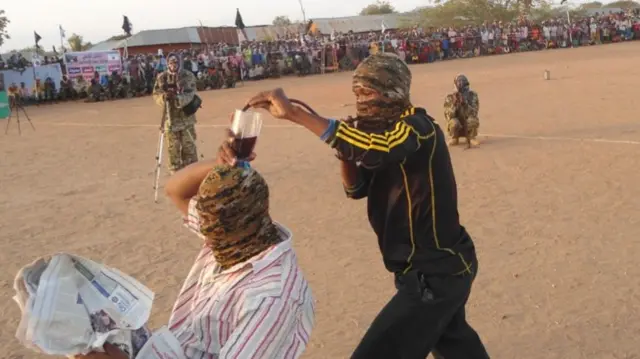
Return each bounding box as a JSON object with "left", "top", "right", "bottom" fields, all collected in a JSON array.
[
  {"left": 76, "top": 159, "right": 315, "bottom": 359},
  {"left": 444, "top": 74, "right": 480, "bottom": 147}
]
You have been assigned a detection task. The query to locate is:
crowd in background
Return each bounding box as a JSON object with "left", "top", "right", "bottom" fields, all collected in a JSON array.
[
  {"left": 2, "top": 9, "right": 639, "bottom": 106},
  {"left": 0, "top": 53, "right": 63, "bottom": 71}
]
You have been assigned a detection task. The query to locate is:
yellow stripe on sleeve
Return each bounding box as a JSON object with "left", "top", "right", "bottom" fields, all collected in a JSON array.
[{"left": 335, "top": 121, "right": 413, "bottom": 152}]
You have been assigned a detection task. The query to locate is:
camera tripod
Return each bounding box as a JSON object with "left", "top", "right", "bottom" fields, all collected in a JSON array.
[{"left": 4, "top": 96, "right": 36, "bottom": 135}]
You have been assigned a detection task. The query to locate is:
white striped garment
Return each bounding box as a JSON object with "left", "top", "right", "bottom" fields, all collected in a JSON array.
[{"left": 168, "top": 199, "right": 315, "bottom": 359}]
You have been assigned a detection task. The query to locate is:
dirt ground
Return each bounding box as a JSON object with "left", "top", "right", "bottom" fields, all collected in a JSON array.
[{"left": 1, "top": 42, "right": 639, "bottom": 359}]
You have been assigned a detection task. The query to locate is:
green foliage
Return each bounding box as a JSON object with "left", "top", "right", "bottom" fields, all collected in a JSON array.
[
  {"left": 272, "top": 16, "right": 292, "bottom": 26},
  {"left": 404, "top": 0, "right": 599, "bottom": 28},
  {"left": 0, "top": 9, "right": 9, "bottom": 48},
  {"left": 413, "top": 0, "right": 519, "bottom": 27},
  {"left": 605, "top": 0, "right": 639, "bottom": 8},
  {"left": 360, "top": 0, "right": 396, "bottom": 15},
  {"left": 68, "top": 33, "right": 93, "bottom": 52},
  {"left": 580, "top": 1, "right": 604, "bottom": 8}
]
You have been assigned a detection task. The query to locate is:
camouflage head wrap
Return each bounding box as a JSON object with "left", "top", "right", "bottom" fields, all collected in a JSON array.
[
  {"left": 454, "top": 74, "right": 470, "bottom": 93},
  {"left": 352, "top": 53, "right": 412, "bottom": 129},
  {"left": 196, "top": 166, "right": 281, "bottom": 270}
]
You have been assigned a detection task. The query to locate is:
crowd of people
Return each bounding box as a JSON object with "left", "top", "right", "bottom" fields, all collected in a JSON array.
[
  {"left": 0, "top": 52, "right": 63, "bottom": 71},
  {"left": 2, "top": 9, "right": 639, "bottom": 107}
]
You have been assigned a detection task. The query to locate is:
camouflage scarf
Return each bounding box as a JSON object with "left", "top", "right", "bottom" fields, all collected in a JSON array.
[
  {"left": 453, "top": 74, "right": 473, "bottom": 109},
  {"left": 352, "top": 53, "right": 412, "bottom": 130},
  {"left": 195, "top": 166, "right": 282, "bottom": 270}
]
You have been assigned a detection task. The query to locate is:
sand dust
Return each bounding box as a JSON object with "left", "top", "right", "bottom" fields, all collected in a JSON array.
[{"left": 1, "top": 42, "right": 639, "bottom": 359}]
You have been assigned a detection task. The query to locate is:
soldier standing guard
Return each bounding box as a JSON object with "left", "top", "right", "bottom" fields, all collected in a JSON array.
[
  {"left": 153, "top": 54, "right": 199, "bottom": 174},
  {"left": 443, "top": 74, "right": 481, "bottom": 147}
]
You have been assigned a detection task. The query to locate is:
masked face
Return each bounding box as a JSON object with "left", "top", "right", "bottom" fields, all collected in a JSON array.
[
  {"left": 168, "top": 58, "right": 179, "bottom": 73},
  {"left": 353, "top": 85, "right": 379, "bottom": 102}
]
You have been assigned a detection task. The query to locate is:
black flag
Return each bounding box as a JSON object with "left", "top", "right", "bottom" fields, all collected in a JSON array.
[
  {"left": 52, "top": 45, "right": 58, "bottom": 54},
  {"left": 122, "top": 15, "right": 132, "bottom": 36},
  {"left": 560, "top": 0, "right": 567, "bottom": 4},
  {"left": 235, "top": 9, "right": 245, "bottom": 30},
  {"left": 34, "top": 31, "right": 42, "bottom": 47}
]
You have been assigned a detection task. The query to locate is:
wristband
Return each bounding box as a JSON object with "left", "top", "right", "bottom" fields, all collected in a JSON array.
[
  {"left": 236, "top": 161, "right": 251, "bottom": 169},
  {"left": 320, "top": 119, "right": 338, "bottom": 142}
]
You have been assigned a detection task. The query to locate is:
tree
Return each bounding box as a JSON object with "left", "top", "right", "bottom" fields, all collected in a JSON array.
[
  {"left": 580, "top": 1, "right": 603, "bottom": 8},
  {"left": 0, "top": 9, "right": 9, "bottom": 48},
  {"left": 272, "top": 16, "right": 292, "bottom": 26},
  {"left": 360, "top": 0, "right": 396, "bottom": 15},
  {"left": 413, "top": 0, "right": 518, "bottom": 27},
  {"left": 605, "top": 0, "right": 639, "bottom": 8},
  {"left": 67, "top": 33, "right": 93, "bottom": 51}
]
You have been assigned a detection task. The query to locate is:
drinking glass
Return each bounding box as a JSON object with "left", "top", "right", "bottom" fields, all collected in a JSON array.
[{"left": 230, "top": 109, "right": 263, "bottom": 160}]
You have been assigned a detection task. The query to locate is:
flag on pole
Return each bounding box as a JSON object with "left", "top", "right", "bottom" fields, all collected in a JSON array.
[
  {"left": 59, "top": 25, "right": 66, "bottom": 38},
  {"left": 381, "top": 21, "right": 387, "bottom": 34},
  {"left": 235, "top": 9, "right": 246, "bottom": 29},
  {"left": 34, "top": 32, "right": 42, "bottom": 47},
  {"left": 122, "top": 15, "right": 132, "bottom": 36},
  {"left": 560, "top": 0, "right": 567, "bottom": 4},
  {"left": 52, "top": 45, "right": 58, "bottom": 54}
]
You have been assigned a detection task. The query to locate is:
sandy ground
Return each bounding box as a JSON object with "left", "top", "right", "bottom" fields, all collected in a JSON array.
[{"left": 1, "top": 42, "right": 639, "bottom": 359}]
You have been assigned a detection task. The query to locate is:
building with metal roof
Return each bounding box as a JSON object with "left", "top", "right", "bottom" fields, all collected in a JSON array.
[
  {"left": 109, "top": 26, "right": 239, "bottom": 56},
  {"left": 89, "top": 39, "right": 126, "bottom": 52}
]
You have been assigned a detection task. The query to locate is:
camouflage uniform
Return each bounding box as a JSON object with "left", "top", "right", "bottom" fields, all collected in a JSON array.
[
  {"left": 443, "top": 74, "right": 480, "bottom": 146},
  {"left": 85, "top": 79, "right": 104, "bottom": 102},
  {"left": 152, "top": 56, "right": 199, "bottom": 173}
]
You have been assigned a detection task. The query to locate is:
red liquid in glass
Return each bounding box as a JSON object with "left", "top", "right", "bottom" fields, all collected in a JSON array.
[{"left": 231, "top": 136, "right": 258, "bottom": 159}]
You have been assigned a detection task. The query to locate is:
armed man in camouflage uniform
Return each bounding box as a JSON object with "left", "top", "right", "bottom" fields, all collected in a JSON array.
[
  {"left": 443, "top": 74, "right": 480, "bottom": 147},
  {"left": 153, "top": 54, "right": 199, "bottom": 174}
]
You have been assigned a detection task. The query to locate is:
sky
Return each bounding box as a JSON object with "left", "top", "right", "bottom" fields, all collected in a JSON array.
[{"left": 1, "top": 0, "right": 428, "bottom": 51}]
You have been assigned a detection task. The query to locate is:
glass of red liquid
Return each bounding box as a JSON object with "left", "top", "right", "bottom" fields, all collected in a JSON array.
[{"left": 230, "top": 110, "right": 263, "bottom": 161}]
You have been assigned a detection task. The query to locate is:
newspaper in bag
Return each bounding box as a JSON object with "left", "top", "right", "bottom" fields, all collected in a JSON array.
[{"left": 13, "top": 253, "right": 154, "bottom": 358}]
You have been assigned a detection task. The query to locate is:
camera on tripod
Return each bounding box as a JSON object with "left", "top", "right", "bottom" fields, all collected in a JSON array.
[
  {"left": 8, "top": 93, "right": 22, "bottom": 109},
  {"left": 4, "top": 91, "right": 35, "bottom": 135}
]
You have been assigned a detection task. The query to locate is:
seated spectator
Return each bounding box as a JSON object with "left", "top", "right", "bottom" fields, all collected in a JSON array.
[{"left": 32, "top": 79, "right": 45, "bottom": 103}]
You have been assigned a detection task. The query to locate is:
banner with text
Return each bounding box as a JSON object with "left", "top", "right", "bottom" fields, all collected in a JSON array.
[{"left": 65, "top": 51, "right": 122, "bottom": 80}]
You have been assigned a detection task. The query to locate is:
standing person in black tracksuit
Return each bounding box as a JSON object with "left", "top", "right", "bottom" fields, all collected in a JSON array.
[{"left": 216, "top": 53, "right": 490, "bottom": 359}]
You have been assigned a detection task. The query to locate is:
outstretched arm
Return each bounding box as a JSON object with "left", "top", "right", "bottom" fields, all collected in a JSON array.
[
  {"left": 165, "top": 159, "right": 217, "bottom": 215},
  {"left": 247, "top": 89, "right": 435, "bottom": 170},
  {"left": 286, "top": 107, "right": 435, "bottom": 170}
]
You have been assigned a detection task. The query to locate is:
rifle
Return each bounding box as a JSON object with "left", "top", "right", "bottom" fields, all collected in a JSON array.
[{"left": 454, "top": 93, "right": 472, "bottom": 149}]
